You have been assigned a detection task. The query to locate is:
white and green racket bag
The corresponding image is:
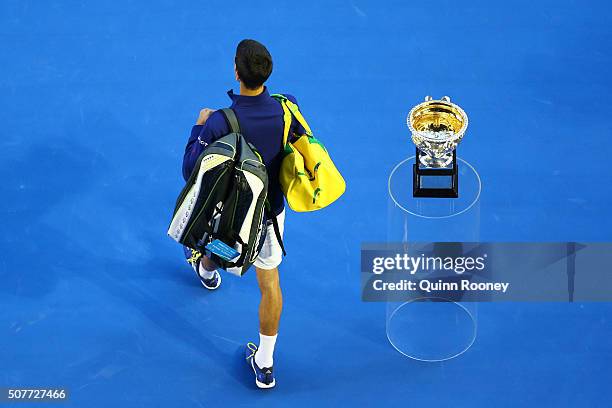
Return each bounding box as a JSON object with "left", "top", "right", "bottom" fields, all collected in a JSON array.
[{"left": 168, "top": 108, "right": 273, "bottom": 276}]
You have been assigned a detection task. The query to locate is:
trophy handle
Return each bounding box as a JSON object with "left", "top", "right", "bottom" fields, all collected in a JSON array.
[{"left": 423, "top": 96, "right": 451, "bottom": 102}]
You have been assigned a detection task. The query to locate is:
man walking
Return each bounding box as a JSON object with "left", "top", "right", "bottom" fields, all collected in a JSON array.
[{"left": 181, "top": 39, "right": 304, "bottom": 389}]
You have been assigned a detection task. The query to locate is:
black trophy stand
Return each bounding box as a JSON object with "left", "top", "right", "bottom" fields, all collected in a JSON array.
[{"left": 413, "top": 148, "right": 459, "bottom": 198}]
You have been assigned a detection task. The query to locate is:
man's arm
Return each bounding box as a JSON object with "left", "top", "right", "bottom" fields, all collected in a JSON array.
[{"left": 182, "top": 109, "right": 228, "bottom": 181}]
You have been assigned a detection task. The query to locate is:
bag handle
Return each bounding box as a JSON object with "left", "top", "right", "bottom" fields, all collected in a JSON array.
[
  {"left": 221, "top": 108, "right": 241, "bottom": 134},
  {"left": 271, "top": 94, "right": 313, "bottom": 146},
  {"left": 283, "top": 99, "right": 313, "bottom": 136},
  {"left": 279, "top": 100, "right": 292, "bottom": 147},
  {"left": 265, "top": 201, "right": 286, "bottom": 256}
]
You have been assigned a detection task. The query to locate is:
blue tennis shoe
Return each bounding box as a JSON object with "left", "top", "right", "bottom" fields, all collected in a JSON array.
[
  {"left": 184, "top": 247, "right": 221, "bottom": 290},
  {"left": 245, "top": 342, "right": 275, "bottom": 389}
]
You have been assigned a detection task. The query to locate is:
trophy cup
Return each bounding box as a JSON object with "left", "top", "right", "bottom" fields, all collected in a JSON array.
[{"left": 408, "top": 96, "right": 468, "bottom": 198}]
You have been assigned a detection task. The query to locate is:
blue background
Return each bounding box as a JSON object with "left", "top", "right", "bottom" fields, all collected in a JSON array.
[{"left": 1, "top": 0, "right": 611, "bottom": 406}]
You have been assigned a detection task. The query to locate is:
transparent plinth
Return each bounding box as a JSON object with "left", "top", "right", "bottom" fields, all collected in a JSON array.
[
  {"left": 386, "top": 155, "right": 482, "bottom": 361},
  {"left": 386, "top": 297, "right": 477, "bottom": 362}
]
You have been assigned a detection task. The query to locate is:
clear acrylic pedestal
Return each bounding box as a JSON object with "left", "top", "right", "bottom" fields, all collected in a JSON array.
[{"left": 386, "top": 155, "right": 482, "bottom": 361}]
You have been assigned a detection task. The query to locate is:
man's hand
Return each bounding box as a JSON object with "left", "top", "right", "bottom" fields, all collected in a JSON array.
[{"left": 196, "top": 108, "right": 216, "bottom": 125}]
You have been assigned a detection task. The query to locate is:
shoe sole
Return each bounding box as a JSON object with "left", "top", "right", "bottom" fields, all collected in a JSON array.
[{"left": 251, "top": 357, "right": 275, "bottom": 389}]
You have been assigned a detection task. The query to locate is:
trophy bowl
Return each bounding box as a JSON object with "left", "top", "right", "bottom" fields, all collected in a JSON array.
[{"left": 408, "top": 96, "right": 468, "bottom": 168}]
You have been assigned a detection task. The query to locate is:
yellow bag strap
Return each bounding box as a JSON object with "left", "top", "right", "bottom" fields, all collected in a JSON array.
[
  {"left": 283, "top": 99, "right": 313, "bottom": 137},
  {"left": 272, "top": 94, "right": 314, "bottom": 146},
  {"left": 279, "top": 100, "right": 292, "bottom": 147}
]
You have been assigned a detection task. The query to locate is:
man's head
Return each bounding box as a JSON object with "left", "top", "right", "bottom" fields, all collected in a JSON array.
[{"left": 234, "top": 39, "right": 273, "bottom": 90}]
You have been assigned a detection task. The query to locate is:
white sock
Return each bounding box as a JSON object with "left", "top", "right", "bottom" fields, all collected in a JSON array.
[
  {"left": 255, "top": 333, "right": 277, "bottom": 368},
  {"left": 198, "top": 262, "right": 216, "bottom": 280}
]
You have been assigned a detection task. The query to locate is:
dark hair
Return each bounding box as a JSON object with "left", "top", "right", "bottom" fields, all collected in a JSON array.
[{"left": 235, "top": 39, "right": 273, "bottom": 89}]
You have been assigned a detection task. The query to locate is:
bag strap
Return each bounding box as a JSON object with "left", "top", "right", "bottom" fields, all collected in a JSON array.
[
  {"left": 265, "top": 201, "right": 286, "bottom": 256},
  {"left": 270, "top": 214, "right": 286, "bottom": 256},
  {"left": 271, "top": 94, "right": 314, "bottom": 145},
  {"left": 220, "top": 108, "right": 241, "bottom": 134},
  {"left": 284, "top": 99, "right": 313, "bottom": 136},
  {"left": 279, "top": 100, "right": 292, "bottom": 147},
  {"left": 224, "top": 231, "right": 248, "bottom": 268}
]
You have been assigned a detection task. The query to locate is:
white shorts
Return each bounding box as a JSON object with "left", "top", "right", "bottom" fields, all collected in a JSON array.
[{"left": 253, "top": 210, "right": 285, "bottom": 270}]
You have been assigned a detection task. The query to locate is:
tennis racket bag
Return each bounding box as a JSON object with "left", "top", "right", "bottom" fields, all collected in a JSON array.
[{"left": 168, "top": 108, "right": 270, "bottom": 275}]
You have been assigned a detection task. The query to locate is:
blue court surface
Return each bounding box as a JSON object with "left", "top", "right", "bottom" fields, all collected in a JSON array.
[{"left": 1, "top": 1, "right": 612, "bottom": 407}]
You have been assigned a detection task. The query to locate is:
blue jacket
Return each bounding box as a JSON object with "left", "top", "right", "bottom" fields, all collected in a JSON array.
[{"left": 182, "top": 88, "right": 304, "bottom": 216}]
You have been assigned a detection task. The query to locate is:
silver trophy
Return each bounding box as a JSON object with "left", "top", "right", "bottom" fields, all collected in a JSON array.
[{"left": 407, "top": 96, "right": 469, "bottom": 198}]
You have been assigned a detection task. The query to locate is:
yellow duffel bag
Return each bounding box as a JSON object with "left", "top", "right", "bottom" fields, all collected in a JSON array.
[{"left": 272, "top": 94, "right": 346, "bottom": 212}]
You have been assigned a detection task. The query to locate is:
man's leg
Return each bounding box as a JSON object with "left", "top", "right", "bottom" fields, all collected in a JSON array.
[{"left": 254, "top": 266, "right": 282, "bottom": 368}]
